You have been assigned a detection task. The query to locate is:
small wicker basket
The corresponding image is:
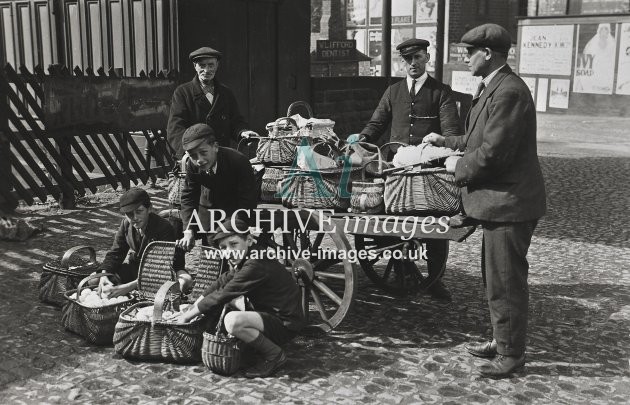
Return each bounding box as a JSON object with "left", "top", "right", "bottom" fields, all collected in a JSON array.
[
  {"left": 256, "top": 117, "right": 302, "bottom": 165},
  {"left": 61, "top": 272, "right": 135, "bottom": 345},
  {"left": 260, "top": 167, "right": 285, "bottom": 203},
  {"left": 201, "top": 305, "right": 243, "bottom": 375},
  {"left": 39, "top": 246, "right": 100, "bottom": 307}
]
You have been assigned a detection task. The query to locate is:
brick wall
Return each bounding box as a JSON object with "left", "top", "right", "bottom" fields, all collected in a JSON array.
[{"left": 311, "top": 77, "right": 398, "bottom": 140}]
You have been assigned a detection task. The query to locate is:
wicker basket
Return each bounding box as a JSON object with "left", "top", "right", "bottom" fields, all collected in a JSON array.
[
  {"left": 256, "top": 117, "right": 302, "bottom": 165},
  {"left": 201, "top": 304, "right": 243, "bottom": 375},
  {"left": 61, "top": 272, "right": 135, "bottom": 345},
  {"left": 260, "top": 167, "right": 286, "bottom": 203},
  {"left": 39, "top": 246, "right": 100, "bottom": 306},
  {"left": 113, "top": 241, "right": 224, "bottom": 363},
  {"left": 384, "top": 167, "right": 461, "bottom": 215},
  {"left": 167, "top": 154, "right": 189, "bottom": 208},
  {"left": 278, "top": 166, "right": 359, "bottom": 210}
]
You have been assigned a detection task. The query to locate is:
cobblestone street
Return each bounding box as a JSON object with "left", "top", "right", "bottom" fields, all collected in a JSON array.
[{"left": 1, "top": 114, "right": 629, "bottom": 404}]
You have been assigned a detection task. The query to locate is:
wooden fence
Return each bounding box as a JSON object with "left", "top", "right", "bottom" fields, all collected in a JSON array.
[{"left": 0, "top": 63, "right": 177, "bottom": 211}]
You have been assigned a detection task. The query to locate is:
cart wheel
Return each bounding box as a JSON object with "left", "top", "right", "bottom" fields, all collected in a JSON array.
[
  {"left": 257, "top": 209, "right": 358, "bottom": 333},
  {"left": 354, "top": 235, "right": 438, "bottom": 296}
]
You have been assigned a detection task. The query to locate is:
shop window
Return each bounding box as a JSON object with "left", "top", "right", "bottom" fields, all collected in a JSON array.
[{"left": 311, "top": 0, "right": 439, "bottom": 77}]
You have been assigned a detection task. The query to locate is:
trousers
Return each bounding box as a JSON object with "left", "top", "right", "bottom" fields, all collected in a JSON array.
[{"left": 481, "top": 220, "right": 538, "bottom": 356}]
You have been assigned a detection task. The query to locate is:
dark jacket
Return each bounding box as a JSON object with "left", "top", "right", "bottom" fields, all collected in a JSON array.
[
  {"left": 361, "top": 75, "right": 462, "bottom": 145},
  {"left": 180, "top": 147, "right": 258, "bottom": 236},
  {"left": 100, "top": 212, "right": 184, "bottom": 283},
  {"left": 445, "top": 65, "right": 546, "bottom": 222},
  {"left": 167, "top": 76, "right": 248, "bottom": 158},
  {"left": 197, "top": 249, "right": 306, "bottom": 332}
]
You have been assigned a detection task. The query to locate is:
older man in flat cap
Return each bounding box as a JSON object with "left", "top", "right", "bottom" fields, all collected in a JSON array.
[
  {"left": 351, "top": 38, "right": 463, "bottom": 301},
  {"left": 424, "top": 23, "right": 546, "bottom": 378},
  {"left": 98, "top": 188, "right": 191, "bottom": 298},
  {"left": 167, "top": 47, "right": 257, "bottom": 159}
]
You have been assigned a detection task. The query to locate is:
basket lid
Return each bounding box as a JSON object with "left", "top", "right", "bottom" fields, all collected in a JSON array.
[
  {"left": 137, "top": 241, "right": 225, "bottom": 300},
  {"left": 44, "top": 245, "right": 99, "bottom": 276}
]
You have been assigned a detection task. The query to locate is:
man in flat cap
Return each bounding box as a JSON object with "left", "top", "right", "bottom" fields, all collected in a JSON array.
[
  {"left": 177, "top": 218, "right": 305, "bottom": 378},
  {"left": 167, "top": 46, "right": 257, "bottom": 159},
  {"left": 424, "top": 23, "right": 546, "bottom": 378},
  {"left": 176, "top": 123, "right": 258, "bottom": 251},
  {"left": 351, "top": 38, "right": 463, "bottom": 301},
  {"left": 98, "top": 188, "right": 192, "bottom": 297}
]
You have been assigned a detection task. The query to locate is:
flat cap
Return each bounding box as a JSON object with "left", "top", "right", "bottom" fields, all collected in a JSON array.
[
  {"left": 456, "top": 23, "right": 512, "bottom": 53},
  {"left": 189, "top": 46, "right": 222, "bottom": 61},
  {"left": 396, "top": 38, "right": 430, "bottom": 56},
  {"left": 182, "top": 123, "right": 216, "bottom": 151},
  {"left": 213, "top": 219, "right": 250, "bottom": 246},
  {"left": 119, "top": 187, "right": 150, "bottom": 213}
]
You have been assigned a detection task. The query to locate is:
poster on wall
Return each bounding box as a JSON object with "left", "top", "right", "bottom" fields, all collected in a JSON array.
[
  {"left": 549, "top": 79, "right": 570, "bottom": 108},
  {"left": 519, "top": 25, "right": 574, "bottom": 75},
  {"left": 450, "top": 70, "right": 482, "bottom": 95},
  {"left": 416, "top": 0, "right": 437, "bottom": 22},
  {"left": 580, "top": 0, "right": 629, "bottom": 14},
  {"left": 415, "top": 26, "right": 437, "bottom": 72},
  {"left": 391, "top": 27, "right": 414, "bottom": 77},
  {"left": 537, "top": 0, "right": 568, "bottom": 15},
  {"left": 573, "top": 23, "right": 617, "bottom": 94},
  {"left": 615, "top": 23, "right": 630, "bottom": 94},
  {"left": 536, "top": 78, "right": 549, "bottom": 112},
  {"left": 522, "top": 76, "right": 537, "bottom": 101}
]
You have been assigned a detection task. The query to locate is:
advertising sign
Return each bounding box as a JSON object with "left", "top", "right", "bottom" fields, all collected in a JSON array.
[
  {"left": 519, "top": 25, "right": 574, "bottom": 75},
  {"left": 450, "top": 70, "right": 482, "bottom": 96},
  {"left": 415, "top": 26, "right": 437, "bottom": 72},
  {"left": 615, "top": 23, "right": 630, "bottom": 94},
  {"left": 316, "top": 40, "right": 356, "bottom": 61},
  {"left": 573, "top": 23, "right": 617, "bottom": 94},
  {"left": 536, "top": 78, "right": 549, "bottom": 112},
  {"left": 549, "top": 79, "right": 570, "bottom": 109}
]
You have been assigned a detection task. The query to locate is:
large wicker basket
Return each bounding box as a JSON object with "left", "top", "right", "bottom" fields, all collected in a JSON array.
[
  {"left": 39, "top": 246, "right": 100, "bottom": 306},
  {"left": 61, "top": 272, "right": 135, "bottom": 345},
  {"left": 201, "top": 304, "right": 243, "bottom": 375},
  {"left": 384, "top": 167, "right": 461, "bottom": 215},
  {"left": 256, "top": 117, "right": 302, "bottom": 165},
  {"left": 113, "top": 241, "right": 224, "bottom": 363}
]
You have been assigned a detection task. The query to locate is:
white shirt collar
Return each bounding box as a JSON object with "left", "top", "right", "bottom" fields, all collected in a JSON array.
[
  {"left": 482, "top": 64, "right": 507, "bottom": 88},
  {"left": 407, "top": 72, "right": 428, "bottom": 96}
]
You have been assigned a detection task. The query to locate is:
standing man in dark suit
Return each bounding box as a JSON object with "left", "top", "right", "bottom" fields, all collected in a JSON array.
[
  {"left": 352, "top": 38, "right": 463, "bottom": 301},
  {"left": 424, "top": 24, "right": 547, "bottom": 377},
  {"left": 176, "top": 124, "right": 258, "bottom": 251},
  {"left": 167, "top": 47, "right": 257, "bottom": 158}
]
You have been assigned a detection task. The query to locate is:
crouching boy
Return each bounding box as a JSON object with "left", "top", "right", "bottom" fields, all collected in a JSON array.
[{"left": 176, "top": 219, "right": 306, "bottom": 378}]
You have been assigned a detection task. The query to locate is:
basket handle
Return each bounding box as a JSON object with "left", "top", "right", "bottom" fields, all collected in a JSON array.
[
  {"left": 287, "top": 101, "right": 314, "bottom": 118},
  {"left": 379, "top": 141, "right": 409, "bottom": 157},
  {"left": 215, "top": 304, "right": 230, "bottom": 334},
  {"left": 60, "top": 246, "right": 97, "bottom": 269},
  {"left": 152, "top": 280, "right": 180, "bottom": 323},
  {"left": 76, "top": 272, "right": 115, "bottom": 303}
]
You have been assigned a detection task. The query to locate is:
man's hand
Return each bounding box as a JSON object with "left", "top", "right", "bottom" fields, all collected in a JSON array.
[
  {"left": 175, "top": 303, "right": 201, "bottom": 324},
  {"left": 422, "top": 132, "right": 446, "bottom": 146},
  {"left": 97, "top": 275, "right": 114, "bottom": 296},
  {"left": 176, "top": 230, "right": 196, "bottom": 252},
  {"left": 346, "top": 134, "right": 366, "bottom": 144},
  {"left": 240, "top": 130, "right": 258, "bottom": 139},
  {"left": 445, "top": 156, "right": 461, "bottom": 174}
]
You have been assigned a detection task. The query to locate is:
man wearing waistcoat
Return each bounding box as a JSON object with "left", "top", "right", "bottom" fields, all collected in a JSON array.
[
  {"left": 167, "top": 47, "right": 257, "bottom": 159},
  {"left": 357, "top": 38, "right": 463, "bottom": 301},
  {"left": 424, "top": 24, "right": 547, "bottom": 377}
]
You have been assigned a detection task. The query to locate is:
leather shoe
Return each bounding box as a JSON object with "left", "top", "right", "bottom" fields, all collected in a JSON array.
[
  {"left": 427, "top": 281, "right": 452, "bottom": 301},
  {"left": 244, "top": 351, "right": 287, "bottom": 378},
  {"left": 479, "top": 353, "right": 525, "bottom": 378},
  {"left": 466, "top": 339, "right": 497, "bottom": 358}
]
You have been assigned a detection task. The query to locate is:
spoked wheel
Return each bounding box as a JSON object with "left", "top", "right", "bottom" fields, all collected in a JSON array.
[
  {"left": 354, "top": 235, "right": 439, "bottom": 296},
  {"left": 257, "top": 209, "right": 358, "bottom": 333}
]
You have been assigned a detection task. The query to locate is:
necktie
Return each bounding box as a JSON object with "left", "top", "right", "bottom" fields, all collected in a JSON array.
[
  {"left": 474, "top": 81, "right": 486, "bottom": 100},
  {"left": 410, "top": 79, "right": 417, "bottom": 99}
]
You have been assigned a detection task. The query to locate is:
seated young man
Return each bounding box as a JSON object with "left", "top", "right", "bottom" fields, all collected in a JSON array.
[
  {"left": 98, "top": 188, "right": 192, "bottom": 297},
  {"left": 176, "top": 219, "right": 305, "bottom": 378}
]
